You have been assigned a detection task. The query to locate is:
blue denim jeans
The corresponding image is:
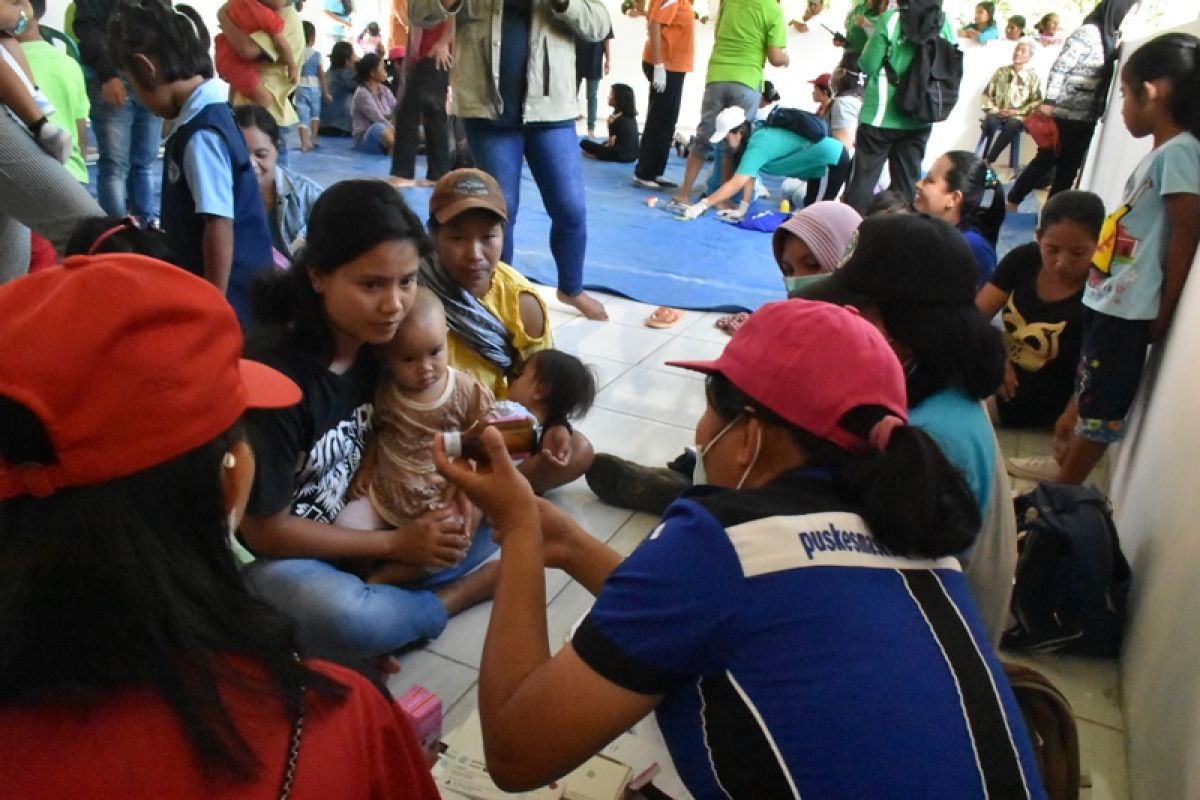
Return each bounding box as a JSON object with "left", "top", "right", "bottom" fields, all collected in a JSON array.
[
  {"left": 242, "top": 524, "right": 499, "bottom": 665},
  {"left": 87, "top": 77, "right": 161, "bottom": 220},
  {"left": 463, "top": 119, "right": 586, "bottom": 296}
]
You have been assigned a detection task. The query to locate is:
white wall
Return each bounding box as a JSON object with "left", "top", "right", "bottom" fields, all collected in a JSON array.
[{"left": 1078, "top": 16, "right": 1200, "bottom": 800}]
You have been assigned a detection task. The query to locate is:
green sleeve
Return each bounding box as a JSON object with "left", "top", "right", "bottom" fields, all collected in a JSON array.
[{"left": 767, "top": 3, "right": 787, "bottom": 47}]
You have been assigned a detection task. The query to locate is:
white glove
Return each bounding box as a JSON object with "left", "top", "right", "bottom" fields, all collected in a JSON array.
[
  {"left": 652, "top": 64, "right": 667, "bottom": 92},
  {"left": 682, "top": 199, "right": 709, "bottom": 220},
  {"left": 35, "top": 121, "right": 72, "bottom": 164},
  {"left": 716, "top": 202, "right": 749, "bottom": 223}
]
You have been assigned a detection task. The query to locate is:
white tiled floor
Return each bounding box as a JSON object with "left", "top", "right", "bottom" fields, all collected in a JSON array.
[{"left": 387, "top": 288, "right": 1130, "bottom": 799}]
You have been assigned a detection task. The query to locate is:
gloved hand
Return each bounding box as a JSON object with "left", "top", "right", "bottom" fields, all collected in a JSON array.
[
  {"left": 681, "top": 199, "right": 709, "bottom": 220},
  {"left": 716, "top": 202, "right": 749, "bottom": 223},
  {"left": 652, "top": 64, "right": 667, "bottom": 92},
  {"left": 36, "top": 122, "right": 72, "bottom": 164}
]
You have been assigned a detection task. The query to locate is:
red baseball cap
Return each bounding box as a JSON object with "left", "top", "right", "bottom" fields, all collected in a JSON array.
[
  {"left": 810, "top": 73, "right": 833, "bottom": 90},
  {"left": 667, "top": 299, "right": 907, "bottom": 452},
  {"left": 0, "top": 254, "right": 301, "bottom": 500}
]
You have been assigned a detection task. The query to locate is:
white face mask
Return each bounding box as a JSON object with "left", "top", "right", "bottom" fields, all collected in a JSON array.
[{"left": 689, "top": 414, "right": 762, "bottom": 489}]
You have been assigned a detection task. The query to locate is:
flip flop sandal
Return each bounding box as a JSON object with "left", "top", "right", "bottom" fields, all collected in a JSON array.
[
  {"left": 645, "top": 306, "right": 685, "bottom": 329},
  {"left": 714, "top": 312, "right": 749, "bottom": 335}
]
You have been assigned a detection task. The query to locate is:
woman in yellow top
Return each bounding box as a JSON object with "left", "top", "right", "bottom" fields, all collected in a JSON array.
[{"left": 421, "top": 169, "right": 594, "bottom": 493}]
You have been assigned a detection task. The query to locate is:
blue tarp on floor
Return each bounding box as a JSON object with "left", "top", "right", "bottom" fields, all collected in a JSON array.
[{"left": 284, "top": 134, "right": 1038, "bottom": 312}]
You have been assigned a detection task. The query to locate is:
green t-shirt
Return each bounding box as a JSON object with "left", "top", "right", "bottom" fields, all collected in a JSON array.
[
  {"left": 736, "top": 126, "right": 844, "bottom": 179},
  {"left": 20, "top": 40, "right": 90, "bottom": 184},
  {"left": 706, "top": 0, "right": 786, "bottom": 90}
]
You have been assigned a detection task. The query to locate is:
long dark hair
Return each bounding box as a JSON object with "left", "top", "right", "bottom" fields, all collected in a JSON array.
[
  {"left": 609, "top": 83, "right": 638, "bottom": 118},
  {"left": 1082, "top": 0, "right": 1139, "bottom": 116},
  {"left": 1122, "top": 32, "right": 1200, "bottom": 139},
  {"left": 943, "top": 150, "right": 1005, "bottom": 245},
  {"left": 880, "top": 299, "right": 1005, "bottom": 405},
  {"left": 833, "top": 51, "right": 864, "bottom": 97},
  {"left": 706, "top": 375, "right": 979, "bottom": 557},
  {"left": 108, "top": 0, "right": 213, "bottom": 88},
  {"left": 0, "top": 399, "right": 346, "bottom": 783},
  {"left": 251, "top": 180, "right": 434, "bottom": 356}
]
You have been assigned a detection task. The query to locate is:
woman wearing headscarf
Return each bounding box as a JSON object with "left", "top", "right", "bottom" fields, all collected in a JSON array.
[{"left": 1006, "top": 0, "right": 1138, "bottom": 209}]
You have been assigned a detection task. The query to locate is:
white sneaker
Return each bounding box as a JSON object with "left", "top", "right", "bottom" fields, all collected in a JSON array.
[
  {"left": 1005, "top": 456, "right": 1060, "bottom": 482},
  {"left": 631, "top": 176, "right": 660, "bottom": 190}
]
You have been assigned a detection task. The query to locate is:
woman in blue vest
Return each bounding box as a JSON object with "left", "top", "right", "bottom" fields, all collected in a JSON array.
[
  {"left": 109, "top": 1, "right": 273, "bottom": 327},
  {"left": 435, "top": 297, "right": 1045, "bottom": 798}
]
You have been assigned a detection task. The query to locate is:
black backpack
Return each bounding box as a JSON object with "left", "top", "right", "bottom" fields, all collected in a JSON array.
[
  {"left": 763, "top": 106, "right": 829, "bottom": 143},
  {"left": 882, "top": 11, "right": 963, "bottom": 123},
  {"left": 1002, "top": 482, "right": 1132, "bottom": 658}
]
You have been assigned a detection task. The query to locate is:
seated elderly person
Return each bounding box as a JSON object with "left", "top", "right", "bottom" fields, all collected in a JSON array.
[{"left": 979, "top": 38, "right": 1042, "bottom": 166}]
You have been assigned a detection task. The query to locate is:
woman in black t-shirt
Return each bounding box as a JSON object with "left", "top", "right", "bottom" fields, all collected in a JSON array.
[
  {"left": 240, "top": 180, "right": 498, "bottom": 671},
  {"left": 579, "top": 84, "right": 640, "bottom": 163},
  {"left": 975, "top": 191, "right": 1105, "bottom": 428}
]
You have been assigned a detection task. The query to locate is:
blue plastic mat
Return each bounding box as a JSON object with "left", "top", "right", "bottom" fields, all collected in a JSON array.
[{"left": 276, "top": 135, "right": 1040, "bottom": 313}]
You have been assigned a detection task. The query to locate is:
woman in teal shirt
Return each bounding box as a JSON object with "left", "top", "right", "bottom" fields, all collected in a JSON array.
[{"left": 683, "top": 113, "right": 848, "bottom": 220}]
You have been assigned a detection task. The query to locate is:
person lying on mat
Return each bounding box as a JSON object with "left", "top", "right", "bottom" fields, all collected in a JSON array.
[
  {"left": 433, "top": 298, "right": 1045, "bottom": 799},
  {"left": 420, "top": 169, "right": 595, "bottom": 494},
  {"left": 681, "top": 107, "right": 849, "bottom": 221}
]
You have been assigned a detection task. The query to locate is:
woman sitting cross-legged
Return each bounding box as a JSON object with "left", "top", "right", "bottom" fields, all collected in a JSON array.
[
  {"left": 238, "top": 180, "right": 499, "bottom": 674},
  {"left": 434, "top": 298, "right": 1045, "bottom": 798}
]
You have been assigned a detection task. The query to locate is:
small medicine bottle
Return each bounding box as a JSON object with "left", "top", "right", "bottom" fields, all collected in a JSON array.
[{"left": 443, "top": 416, "right": 539, "bottom": 462}]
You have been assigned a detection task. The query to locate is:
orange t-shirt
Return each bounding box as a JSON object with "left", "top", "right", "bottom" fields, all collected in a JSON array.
[{"left": 642, "top": 0, "right": 695, "bottom": 74}]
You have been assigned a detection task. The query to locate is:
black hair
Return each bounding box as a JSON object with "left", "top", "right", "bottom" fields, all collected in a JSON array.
[
  {"left": 302, "top": 20, "right": 316, "bottom": 44},
  {"left": 1038, "top": 190, "right": 1106, "bottom": 239},
  {"left": 522, "top": 350, "right": 596, "bottom": 428},
  {"left": 609, "top": 83, "right": 638, "bottom": 118},
  {"left": 1121, "top": 32, "right": 1200, "bottom": 139},
  {"left": 865, "top": 189, "right": 912, "bottom": 216},
  {"left": 705, "top": 375, "right": 979, "bottom": 558},
  {"left": 761, "top": 80, "right": 781, "bottom": 104},
  {"left": 355, "top": 52, "right": 382, "bottom": 84},
  {"left": 28, "top": 0, "right": 46, "bottom": 19},
  {"left": 727, "top": 120, "right": 754, "bottom": 172},
  {"left": 329, "top": 40, "right": 355, "bottom": 69},
  {"left": 108, "top": 0, "right": 213, "bottom": 89},
  {"left": 879, "top": 299, "right": 1005, "bottom": 405},
  {"left": 942, "top": 150, "right": 1005, "bottom": 245},
  {"left": 251, "top": 180, "right": 434, "bottom": 356},
  {"left": 833, "top": 51, "right": 864, "bottom": 97},
  {"left": 1035, "top": 12, "right": 1057, "bottom": 33},
  {"left": 65, "top": 216, "right": 178, "bottom": 263},
  {"left": 0, "top": 398, "right": 347, "bottom": 783},
  {"left": 975, "top": 2, "right": 995, "bottom": 26},
  {"left": 234, "top": 103, "right": 282, "bottom": 151},
  {"left": 1007, "top": 14, "right": 1026, "bottom": 33},
  {"left": 366, "top": 21, "right": 380, "bottom": 36},
  {"left": 1084, "top": 0, "right": 1138, "bottom": 58}
]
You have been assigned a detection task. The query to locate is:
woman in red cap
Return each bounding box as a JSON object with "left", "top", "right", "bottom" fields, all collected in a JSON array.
[
  {"left": 0, "top": 253, "right": 438, "bottom": 798},
  {"left": 434, "top": 299, "right": 1045, "bottom": 799}
]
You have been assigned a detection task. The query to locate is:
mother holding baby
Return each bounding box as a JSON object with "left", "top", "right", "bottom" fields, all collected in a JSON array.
[{"left": 238, "top": 180, "right": 497, "bottom": 675}]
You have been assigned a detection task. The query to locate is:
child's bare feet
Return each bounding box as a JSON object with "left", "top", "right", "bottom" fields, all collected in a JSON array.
[{"left": 557, "top": 289, "right": 608, "bottom": 321}]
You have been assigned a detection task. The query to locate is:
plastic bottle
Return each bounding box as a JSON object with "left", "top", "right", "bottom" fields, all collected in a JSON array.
[{"left": 443, "top": 417, "right": 539, "bottom": 462}]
